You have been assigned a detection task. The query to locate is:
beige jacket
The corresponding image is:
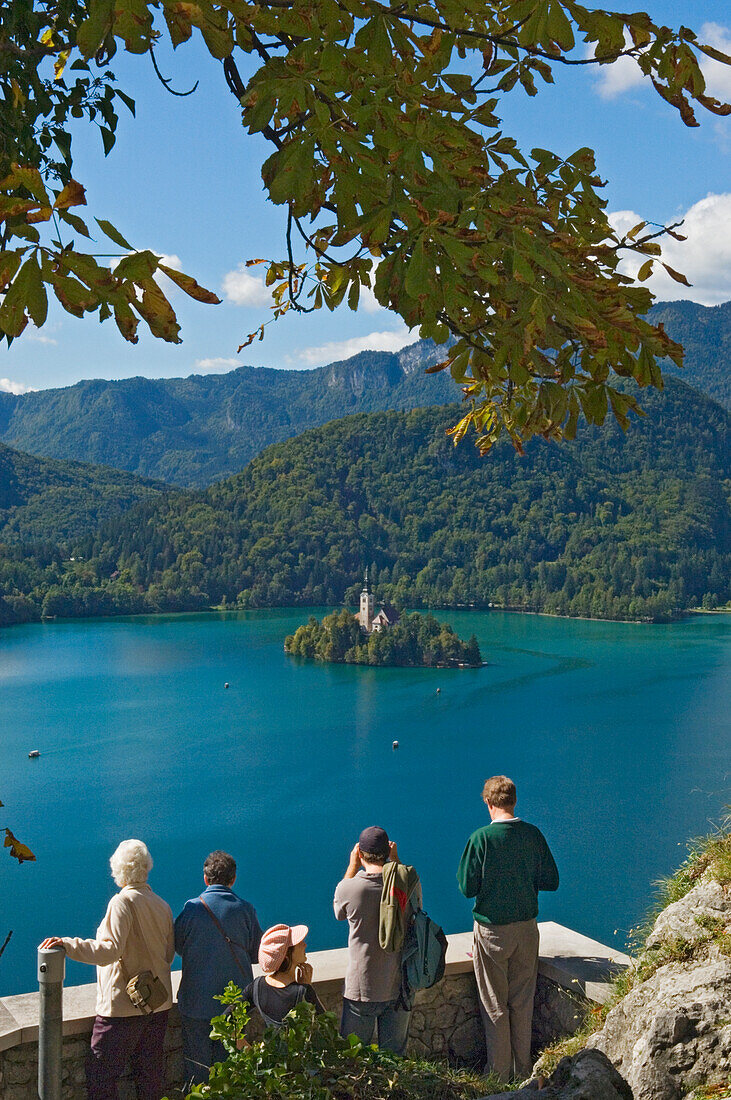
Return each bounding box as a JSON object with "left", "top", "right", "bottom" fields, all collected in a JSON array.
[{"left": 63, "top": 883, "right": 174, "bottom": 1017}]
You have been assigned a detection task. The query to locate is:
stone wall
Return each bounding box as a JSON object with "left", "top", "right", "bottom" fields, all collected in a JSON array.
[{"left": 0, "top": 923, "right": 628, "bottom": 1100}]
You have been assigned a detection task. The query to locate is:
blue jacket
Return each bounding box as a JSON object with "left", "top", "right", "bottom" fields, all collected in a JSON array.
[{"left": 175, "top": 884, "right": 262, "bottom": 1020}]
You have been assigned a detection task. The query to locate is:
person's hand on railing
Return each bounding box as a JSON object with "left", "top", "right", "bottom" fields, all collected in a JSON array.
[{"left": 39, "top": 938, "right": 65, "bottom": 950}]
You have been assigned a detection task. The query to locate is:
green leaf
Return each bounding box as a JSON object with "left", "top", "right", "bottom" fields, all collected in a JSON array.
[
  {"left": 59, "top": 210, "right": 92, "bottom": 238},
  {"left": 54, "top": 130, "right": 72, "bottom": 166},
  {"left": 115, "top": 89, "right": 136, "bottom": 116},
  {"left": 0, "top": 255, "right": 45, "bottom": 336},
  {"left": 75, "top": 0, "right": 114, "bottom": 57},
  {"left": 547, "top": 3, "right": 575, "bottom": 51},
  {"left": 404, "top": 238, "right": 431, "bottom": 299},
  {"left": 22, "top": 254, "right": 47, "bottom": 327},
  {"left": 96, "top": 219, "right": 134, "bottom": 250},
  {"left": 0, "top": 250, "right": 24, "bottom": 291},
  {"left": 100, "top": 127, "right": 116, "bottom": 156},
  {"left": 113, "top": 250, "right": 159, "bottom": 282}
]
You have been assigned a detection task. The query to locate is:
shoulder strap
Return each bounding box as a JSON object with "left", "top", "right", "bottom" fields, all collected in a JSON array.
[
  {"left": 198, "top": 895, "right": 251, "bottom": 984},
  {"left": 122, "top": 896, "right": 160, "bottom": 984}
]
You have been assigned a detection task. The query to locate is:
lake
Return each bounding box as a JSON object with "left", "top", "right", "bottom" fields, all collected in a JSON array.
[{"left": 1, "top": 608, "right": 729, "bottom": 997}]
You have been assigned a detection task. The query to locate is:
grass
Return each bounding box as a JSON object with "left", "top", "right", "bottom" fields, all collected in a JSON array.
[
  {"left": 650, "top": 814, "right": 731, "bottom": 916},
  {"left": 359, "top": 1059, "right": 516, "bottom": 1100},
  {"left": 533, "top": 814, "right": 731, "bottom": 1078}
]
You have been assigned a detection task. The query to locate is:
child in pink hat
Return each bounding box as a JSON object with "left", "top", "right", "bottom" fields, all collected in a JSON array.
[{"left": 241, "top": 923, "right": 324, "bottom": 1029}]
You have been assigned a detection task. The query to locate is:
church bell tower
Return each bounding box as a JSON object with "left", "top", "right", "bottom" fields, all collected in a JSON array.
[{"left": 359, "top": 567, "right": 374, "bottom": 632}]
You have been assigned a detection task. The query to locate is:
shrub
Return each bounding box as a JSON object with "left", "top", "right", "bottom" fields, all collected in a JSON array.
[{"left": 181, "top": 983, "right": 505, "bottom": 1100}]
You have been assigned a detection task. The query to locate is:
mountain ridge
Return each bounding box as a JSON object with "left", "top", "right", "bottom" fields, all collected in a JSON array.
[
  {"left": 1, "top": 376, "right": 727, "bottom": 627},
  {"left": 0, "top": 300, "right": 727, "bottom": 487}
]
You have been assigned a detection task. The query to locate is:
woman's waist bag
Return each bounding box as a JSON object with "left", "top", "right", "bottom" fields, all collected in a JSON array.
[{"left": 127, "top": 970, "right": 167, "bottom": 1014}]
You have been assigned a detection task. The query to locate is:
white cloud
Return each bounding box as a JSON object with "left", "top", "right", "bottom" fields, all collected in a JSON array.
[
  {"left": 0, "top": 378, "right": 37, "bottom": 395},
  {"left": 594, "top": 56, "right": 645, "bottom": 100},
  {"left": 155, "top": 253, "right": 181, "bottom": 272},
  {"left": 26, "top": 330, "right": 57, "bottom": 346},
  {"left": 610, "top": 191, "right": 731, "bottom": 305},
  {"left": 194, "top": 357, "right": 240, "bottom": 373},
  {"left": 699, "top": 23, "right": 731, "bottom": 102},
  {"left": 589, "top": 31, "right": 646, "bottom": 100},
  {"left": 297, "top": 327, "right": 413, "bottom": 366},
  {"left": 222, "top": 266, "right": 271, "bottom": 307}
]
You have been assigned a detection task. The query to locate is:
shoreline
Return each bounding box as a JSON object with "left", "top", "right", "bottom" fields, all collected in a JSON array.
[{"left": 2, "top": 603, "right": 728, "bottom": 635}]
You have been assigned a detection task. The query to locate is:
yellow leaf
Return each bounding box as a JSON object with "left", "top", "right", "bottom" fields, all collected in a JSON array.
[{"left": 4, "top": 829, "right": 36, "bottom": 863}]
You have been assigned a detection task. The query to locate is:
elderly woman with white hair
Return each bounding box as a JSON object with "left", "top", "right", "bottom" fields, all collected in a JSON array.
[{"left": 41, "top": 839, "right": 174, "bottom": 1100}]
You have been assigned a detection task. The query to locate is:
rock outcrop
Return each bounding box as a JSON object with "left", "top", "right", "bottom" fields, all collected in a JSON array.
[
  {"left": 587, "top": 874, "right": 731, "bottom": 1100},
  {"left": 486, "top": 1049, "right": 633, "bottom": 1099}
]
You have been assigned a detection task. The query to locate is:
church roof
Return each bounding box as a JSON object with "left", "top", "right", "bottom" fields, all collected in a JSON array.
[{"left": 375, "top": 603, "right": 400, "bottom": 623}]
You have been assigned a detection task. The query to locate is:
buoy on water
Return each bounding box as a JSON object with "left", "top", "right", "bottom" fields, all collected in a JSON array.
[
  {"left": 224, "top": 682, "right": 229, "bottom": 689},
  {"left": 392, "top": 740, "right": 399, "bottom": 750},
  {"left": 436, "top": 687, "right": 441, "bottom": 695}
]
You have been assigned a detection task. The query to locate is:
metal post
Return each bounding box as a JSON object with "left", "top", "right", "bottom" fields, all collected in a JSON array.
[{"left": 38, "top": 946, "right": 65, "bottom": 1100}]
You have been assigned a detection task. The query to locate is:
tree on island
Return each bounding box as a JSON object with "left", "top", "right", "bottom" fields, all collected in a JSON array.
[
  {"left": 285, "top": 608, "right": 482, "bottom": 667},
  {"left": 2, "top": 3, "right": 731, "bottom": 450}
]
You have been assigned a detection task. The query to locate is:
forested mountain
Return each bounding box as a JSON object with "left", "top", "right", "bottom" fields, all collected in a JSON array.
[
  {"left": 0, "top": 443, "right": 165, "bottom": 544},
  {"left": 0, "top": 341, "right": 453, "bottom": 486},
  {"left": 1, "top": 378, "right": 728, "bottom": 627},
  {"left": 0, "top": 299, "right": 727, "bottom": 486},
  {"left": 651, "top": 300, "right": 731, "bottom": 408}
]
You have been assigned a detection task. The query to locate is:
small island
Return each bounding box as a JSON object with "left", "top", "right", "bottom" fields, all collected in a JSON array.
[
  {"left": 284, "top": 608, "right": 482, "bottom": 667},
  {"left": 285, "top": 572, "right": 482, "bottom": 667}
]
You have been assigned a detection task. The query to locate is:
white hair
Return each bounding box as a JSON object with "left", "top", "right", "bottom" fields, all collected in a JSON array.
[{"left": 109, "top": 839, "right": 153, "bottom": 887}]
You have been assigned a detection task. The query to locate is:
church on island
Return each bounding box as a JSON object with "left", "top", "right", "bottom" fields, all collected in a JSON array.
[{"left": 356, "top": 569, "right": 400, "bottom": 634}]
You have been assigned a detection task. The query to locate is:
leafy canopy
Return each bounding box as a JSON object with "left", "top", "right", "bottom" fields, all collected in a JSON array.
[{"left": 1, "top": 1, "right": 730, "bottom": 448}]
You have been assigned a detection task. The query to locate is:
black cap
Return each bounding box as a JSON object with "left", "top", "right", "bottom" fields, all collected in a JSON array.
[{"left": 358, "top": 826, "right": 389, "bottom": 858}]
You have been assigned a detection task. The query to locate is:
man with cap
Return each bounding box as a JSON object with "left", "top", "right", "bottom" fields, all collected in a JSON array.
[
  {"left": 175, "top": 850, "right": 262, "bottom": 1084},
  {"left": 333, "top": 826, "right": 420, "bottom": 1055}
]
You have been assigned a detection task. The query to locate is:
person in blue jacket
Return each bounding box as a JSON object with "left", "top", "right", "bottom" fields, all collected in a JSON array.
[{"left": 175, "top": 850, "right": 262, "bottom": 1084}]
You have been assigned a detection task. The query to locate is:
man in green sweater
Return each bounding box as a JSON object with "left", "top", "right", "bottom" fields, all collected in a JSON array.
[{"left": 457, "top": 776, "right": 559, "bottom": 1082}]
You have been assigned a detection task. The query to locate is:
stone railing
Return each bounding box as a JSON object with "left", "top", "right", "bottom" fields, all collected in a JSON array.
[{"left": 0, "top": 923, "right": 629, "bottom": 1100}]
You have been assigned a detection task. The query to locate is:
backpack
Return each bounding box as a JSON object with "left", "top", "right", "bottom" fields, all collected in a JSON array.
[{"left": 399, "top": 907, "right": 448, "bottom": 1010}]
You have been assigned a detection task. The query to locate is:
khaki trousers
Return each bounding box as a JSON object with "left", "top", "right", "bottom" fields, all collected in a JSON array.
[{"left": 472, "top": 918, "right": 539, "bottom": 1082}]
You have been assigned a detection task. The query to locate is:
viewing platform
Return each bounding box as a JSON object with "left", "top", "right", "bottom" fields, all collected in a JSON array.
[{"left": 0, "top": 922, "right": 630, "bottom": 1100}]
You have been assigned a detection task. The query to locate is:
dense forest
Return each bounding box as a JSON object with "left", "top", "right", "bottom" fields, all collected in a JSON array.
[
  {"left": 285, "top": 609, "right": 482, "bottom": 667},
  {"left": 0, "top": 443, "right": 166, "bottom": 543},
  {"left": 652, "top": 300, "right": 731, "bottom": 409},
  {"left": 0, "top": 377, "right": 728, "bottom": 628},
  {"left": 0, "top": 300, "right": 727, "bottom": 487}
]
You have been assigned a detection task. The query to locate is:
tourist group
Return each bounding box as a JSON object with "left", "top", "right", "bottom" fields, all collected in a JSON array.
[{"left": 40, "top": 775, "right": 558, "bottom": 1098}]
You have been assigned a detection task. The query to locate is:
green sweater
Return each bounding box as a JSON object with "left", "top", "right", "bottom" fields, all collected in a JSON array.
[{"left": 457, "top": 819, "right": 559, "bottom": 925}]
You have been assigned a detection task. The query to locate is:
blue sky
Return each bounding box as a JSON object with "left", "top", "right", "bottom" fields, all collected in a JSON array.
[{"left": 2, "top": 1, "right": 730, "bottom": 394}]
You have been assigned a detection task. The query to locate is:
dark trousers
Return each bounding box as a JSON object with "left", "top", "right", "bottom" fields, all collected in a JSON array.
[
  {"left": 180, "top": 1015, "right": 227, "bottom": 1086},
  {"left": 87, "top": 1011, "right": 169, "bottom": 1100},
  {"left": 340, "top": 998, "right": 411, "bottom": 1056}
]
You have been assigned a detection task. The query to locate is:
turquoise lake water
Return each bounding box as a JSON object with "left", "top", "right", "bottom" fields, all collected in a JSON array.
[{"left": 1, "top": 608, "right": 729, "bottom": 997}]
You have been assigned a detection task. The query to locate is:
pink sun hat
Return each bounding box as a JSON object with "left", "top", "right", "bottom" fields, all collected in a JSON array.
[{"left": 258, "top": 923, "right": 308, "bottom": 974}]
